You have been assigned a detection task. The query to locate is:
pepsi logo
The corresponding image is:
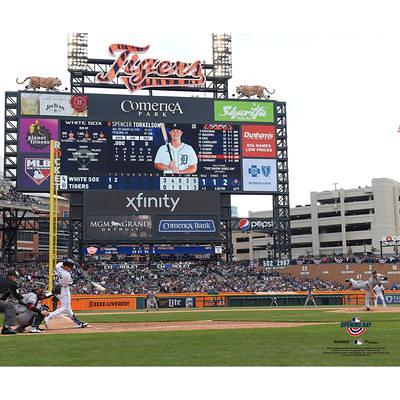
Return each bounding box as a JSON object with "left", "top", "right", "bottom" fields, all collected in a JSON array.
[{"left": 239, "top": 218, "right": 250, "bottom": 232}]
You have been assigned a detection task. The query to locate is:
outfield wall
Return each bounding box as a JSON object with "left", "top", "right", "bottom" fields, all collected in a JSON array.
[
  {"left": 276, "top": 263, "right": 400, "bottom": 285},
  {"left": 42, "top": 290, "right": 400, "bottom": 311}
]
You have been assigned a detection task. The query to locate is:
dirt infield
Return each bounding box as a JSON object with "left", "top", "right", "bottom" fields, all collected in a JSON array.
[{"left": 33, "top": 319, "right": 330, "bottom": 335}]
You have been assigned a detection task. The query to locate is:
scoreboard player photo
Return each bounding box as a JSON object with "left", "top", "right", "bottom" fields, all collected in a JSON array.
[{"left": 154, "top": 125, "right": 198, "bottom": 175}]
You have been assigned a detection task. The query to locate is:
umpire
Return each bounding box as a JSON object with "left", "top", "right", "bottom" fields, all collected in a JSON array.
[{"left": 0, "top": 269, "right": 23, "bottom": 334}]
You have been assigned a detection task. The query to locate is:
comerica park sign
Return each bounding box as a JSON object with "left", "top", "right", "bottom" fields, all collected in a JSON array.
[{"left": 96, "top": 43, "right": 206, "bottom": 92}]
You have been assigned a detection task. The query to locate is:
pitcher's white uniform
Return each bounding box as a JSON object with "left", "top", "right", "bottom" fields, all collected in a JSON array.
[
  {"left": 46, "top": 262, "right": 74, "bottom": 321},
  {"left": 373, "top": 284, "right": 386, "bottom": 307},
  {"left": 348, "top": 273, "right": 386, "bottom": 308},
  {"left": 146, "top": 290, "right": 159, "bottom": 311}
]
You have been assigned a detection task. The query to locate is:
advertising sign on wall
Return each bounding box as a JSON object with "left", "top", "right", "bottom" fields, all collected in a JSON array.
[
  {"left": 83, "top": 191, "right": 220, "bottom": 243},
  {"left": 19, "top": 118, "right": 59, "bottom": 153},
  {"left": 21, "top": 93, "right": 88, "bottom": 117},
  {"left": 17, "top": 118, "right": 59, "bottom": 191},
  {"left": 241, "top": 125, "right": 276, "bottom": 158},
  {"left": 231, "top": 218, "right": 274, "bottom": 232},
  {"left": 214, "top": 100, "right": 275, "bottom": 123},
  {"left": 156, "top": 297, "right": 196, "bottom": 308},
  {"left": 85, "top": 215, "right": 152, "bottom": 241},
  {"left": 242, "top": 158, "right": 277, "bottom": 192}
]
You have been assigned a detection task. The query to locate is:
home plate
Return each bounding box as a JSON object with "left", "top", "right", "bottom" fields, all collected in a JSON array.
[{"left": 45, "top": 315, "right": 77, "bottom": 330}]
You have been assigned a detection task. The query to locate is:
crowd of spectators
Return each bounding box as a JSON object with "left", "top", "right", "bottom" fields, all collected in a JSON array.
[
  {"left": 0, "top": 185, "right": 44, "bottom": 209},
  {"left": 292, "top": 253, "right": 400, "bottom": 264},
  {"left": 7, "top": 261, "right": 348, "bottom": 295}
]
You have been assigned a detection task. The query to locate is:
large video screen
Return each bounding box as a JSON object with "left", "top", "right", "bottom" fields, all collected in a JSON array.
[
  {"left": 83, "top": 190, "right": 220, "bottom": 243},
  {"left": 16, "top": 92, "right": 279, "bottom": 194}
]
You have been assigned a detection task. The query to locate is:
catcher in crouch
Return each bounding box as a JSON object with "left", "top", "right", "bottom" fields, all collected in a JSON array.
[
  {"left": 15, "top": 282, "right": 52, "bottom": 333},
  {"left": 346, "top": 270, "right": 388, "bottom": 311}
]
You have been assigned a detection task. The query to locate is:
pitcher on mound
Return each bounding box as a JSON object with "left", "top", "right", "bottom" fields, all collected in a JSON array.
[
  {"left": 346, "top": 270, "right": 387, "bottom": 311},
  {"left": 44, "top": 259, "right": 88, "bottom": 328}
]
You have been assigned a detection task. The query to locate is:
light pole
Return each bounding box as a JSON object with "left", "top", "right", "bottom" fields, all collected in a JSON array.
[{"left": 212, "top": 33, "right": 232, "bottom": 79}]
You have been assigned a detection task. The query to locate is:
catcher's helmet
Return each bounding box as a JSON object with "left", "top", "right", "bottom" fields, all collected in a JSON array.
[
  {"left": 62, "top": 258, "right": 75, "bottom": 267},
  {"left": 31, "top": 281, "right": 46, "bottom": 291},
  {"left": 6, "top": 269, "right": 19, "bottom": 277}
]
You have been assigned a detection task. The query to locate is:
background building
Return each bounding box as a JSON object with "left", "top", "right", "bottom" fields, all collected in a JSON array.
[
  {"left": 1, "top": 178, "right": 69, "bottom": 263},
  {"left": 233, "top": 178, "right": 400, "bottom": 261}
]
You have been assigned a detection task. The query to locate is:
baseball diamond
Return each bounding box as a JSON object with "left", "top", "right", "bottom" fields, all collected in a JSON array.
[{"left": 1, "top": 306, "right": 400, "bottom": 366}]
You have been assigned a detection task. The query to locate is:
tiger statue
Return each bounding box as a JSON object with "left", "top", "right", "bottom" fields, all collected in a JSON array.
[
  {"left": 236, "top": 85, "right": 275, "bottom": 99},
  {"left": 16, "top": 76, "right": 62, "bottom": 91}
]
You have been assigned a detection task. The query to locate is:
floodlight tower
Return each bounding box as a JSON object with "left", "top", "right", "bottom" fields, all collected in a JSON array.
[
  {"left": 68, "top": 33, "right": 88, "bottom": 92},
  {"left": 212, "top": 33, "right": 232, "bottom": 79}
]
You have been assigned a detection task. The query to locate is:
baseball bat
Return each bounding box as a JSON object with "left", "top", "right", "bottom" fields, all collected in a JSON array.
[
  {"left": 76, "top": 268, "right": 106, "bottom": 292},
  {"left": 90, "top": 281, "right": 106, "bottom": 292},
  {"left": 160, "top": 123, "right": 173, "bottom": 161}
]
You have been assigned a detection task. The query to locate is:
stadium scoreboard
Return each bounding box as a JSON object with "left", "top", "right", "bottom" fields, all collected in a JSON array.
[
  {"left": 60, "top": 121, "right": 241, "bottom": 191},
  {"left": 16, "top": 92, "right": 280, "bottom": 194}
]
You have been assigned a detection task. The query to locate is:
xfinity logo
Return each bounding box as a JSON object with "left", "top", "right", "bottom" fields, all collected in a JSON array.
[
  {"left": 121, "top": 100, "right": 183, "bottom": 117},
  {"left": 126, "top": 193, "right": 180, "bottom": 212}
]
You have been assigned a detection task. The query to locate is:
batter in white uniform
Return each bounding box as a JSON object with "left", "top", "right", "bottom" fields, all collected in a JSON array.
[
  {"left": 346, "top": 270, "right": 387, "bottom": 310},
  {"left": 154, "top": 128, "right": 198, "bottom": 174},
  {"left": 44, "top": 259, "right": 88, "bottom": 328},
  {"left": 373, "top": 283, "right": 386, "bottom": 307}
]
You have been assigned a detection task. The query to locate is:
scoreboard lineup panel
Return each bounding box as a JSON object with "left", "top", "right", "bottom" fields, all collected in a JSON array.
[{"left": 16, "top": 92, "right": 281, "bottom": 194}]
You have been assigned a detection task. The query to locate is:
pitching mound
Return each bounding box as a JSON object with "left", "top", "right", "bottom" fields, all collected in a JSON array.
[
  {"left": 328, "top": 306, "right": 400, "bottom": 314},
  {"left": 38, "top": 320, "right": 328, "bottom": 335}
]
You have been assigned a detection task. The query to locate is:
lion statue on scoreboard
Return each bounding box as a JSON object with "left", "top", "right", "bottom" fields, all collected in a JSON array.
[
  {"left": 236, "top": 85, "right": 275, "bottom": 99},
  {"left": 16, "top": 76, "right": 62, "bottom": 91}
]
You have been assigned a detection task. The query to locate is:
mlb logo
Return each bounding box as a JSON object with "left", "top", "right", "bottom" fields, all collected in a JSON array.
[{"left": 25, "top": 158, "right": 51, "bottom": 185}]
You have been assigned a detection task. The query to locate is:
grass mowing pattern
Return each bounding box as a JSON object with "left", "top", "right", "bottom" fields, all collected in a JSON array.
[
  {"left": 77, "top": 308, "right": 400, "bottom": 324},
  {"left": 1, "top": 308, "right": 399, "bottom": 366}
]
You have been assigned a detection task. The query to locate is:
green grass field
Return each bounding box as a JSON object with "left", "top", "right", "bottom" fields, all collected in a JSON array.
[{"left": 1, "top": 307, "right": 399, "bottom": 366}]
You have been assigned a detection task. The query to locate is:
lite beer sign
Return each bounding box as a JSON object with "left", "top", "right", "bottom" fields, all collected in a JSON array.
[{"left": 96, "top": 44, "right": 206, "bottom": 92}]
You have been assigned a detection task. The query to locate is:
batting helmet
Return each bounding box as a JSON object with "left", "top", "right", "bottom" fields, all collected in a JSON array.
[{"left": 63, "top": 258, "right": 75, "bottom": 267}]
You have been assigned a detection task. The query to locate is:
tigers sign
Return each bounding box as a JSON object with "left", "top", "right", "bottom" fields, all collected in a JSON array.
[{"left": 96, "top": 44, "right": 206, "bottom": 92}]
